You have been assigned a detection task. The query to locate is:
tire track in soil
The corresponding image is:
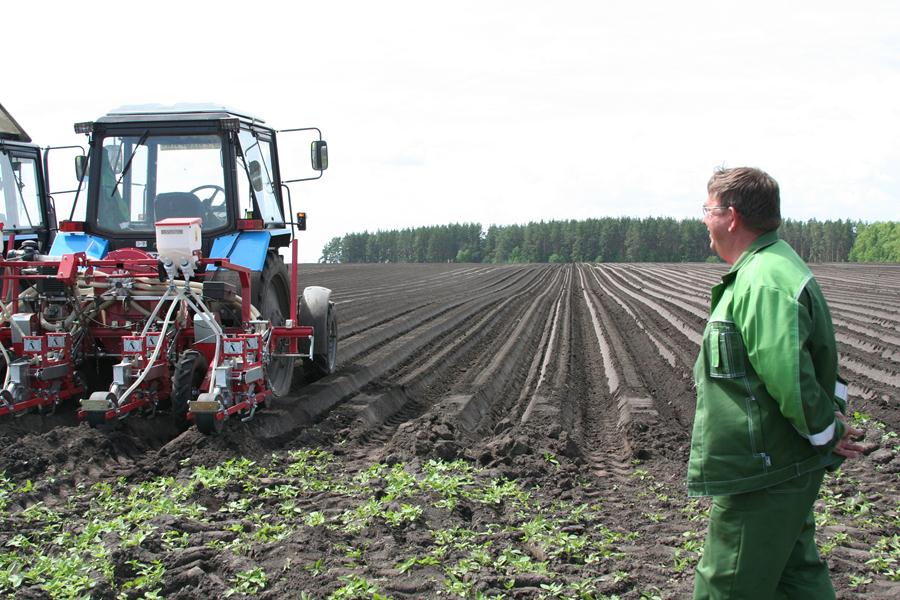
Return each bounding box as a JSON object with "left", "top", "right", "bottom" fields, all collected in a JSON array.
[
  {"left": 577, "top": 265, "right": 695, "bottom": 464},
  {"left": 573, "top": 265, "right": 634, "bottom": 482}
]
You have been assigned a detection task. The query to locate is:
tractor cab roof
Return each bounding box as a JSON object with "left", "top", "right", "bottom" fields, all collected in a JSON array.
[
  {"left": 0, "top": 102, "right": 32, "bottom": 142},
  {"left": 92, "top": 103, "right": 270, "bottom": 130}
]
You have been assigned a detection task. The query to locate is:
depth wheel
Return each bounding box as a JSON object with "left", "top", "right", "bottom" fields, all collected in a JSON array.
[
  {"left": 171, "top": 351, "right": 208, "bottom": 424},
  {"left": 258, "top": 252, "right": 293, "bottom": 396},
  {"left": 302, "top": 305, "right": 338, "bottom": 382},
  {"left": 319, "top": 306, "right": 338, "bottom": 374},
  {"left": 194, "top": 412, "right": 223, "bottom": 435},
  {"left": 85, "top": 412, "right": 107, "bottom": 428}
]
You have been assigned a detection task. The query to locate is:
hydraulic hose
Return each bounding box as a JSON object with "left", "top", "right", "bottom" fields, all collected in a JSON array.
[
  {"left": 114, "top": 290, "right": 181, "bottom": 406},
  {"left": 181, "top": 288, "right": 224, "bottom": 393}
]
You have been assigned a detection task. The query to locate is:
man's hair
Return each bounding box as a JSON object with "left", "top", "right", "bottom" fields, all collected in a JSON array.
[{"left": 707, "top": 167, "right": 781, "bottom": 232}]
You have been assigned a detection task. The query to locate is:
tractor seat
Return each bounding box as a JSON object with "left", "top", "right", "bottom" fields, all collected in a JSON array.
[{"left": 155, "top": 192, "right": 204, "bottom": 221}]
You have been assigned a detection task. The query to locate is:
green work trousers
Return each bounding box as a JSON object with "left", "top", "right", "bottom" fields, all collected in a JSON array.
[{"left": 693, "top": 468, "right": 835, "bottom": 600}]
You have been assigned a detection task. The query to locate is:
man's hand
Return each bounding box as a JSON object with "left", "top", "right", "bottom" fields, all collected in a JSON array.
[{"left": 833, "top": 412, "right": 866, "bottom": 459}]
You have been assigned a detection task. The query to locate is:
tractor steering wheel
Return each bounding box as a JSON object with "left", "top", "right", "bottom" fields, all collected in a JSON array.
[{"left": 190, "top": 185, "right": 226, "bottom": 209}]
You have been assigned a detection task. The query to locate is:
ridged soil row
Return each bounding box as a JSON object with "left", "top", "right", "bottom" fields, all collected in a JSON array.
[
  {"left": 590, "top": 265, "right": 703, "bottom": 351},
  {"left": 333, "top": 264, "right": 520, "bottom": 311},
  {"left": 626, "top": 264, "right": 900, "bottom": 411},
  {"left": 663, "top": 264, "right": 900, "bottom": 426},
  {"left": 826, "top": 301, "right": 900, "bottom": 332},
  {"left": 588, "top": 266, "right": 700, "bottom": 374},
  {"left": 332, "top": 265, "right": 564, "bottom": 454},
  {"left": 516, "top": 264, "right": 574, "bottom": 428},
  {"left": 604, "top": 264, "right": 711, "bottom": 319},
  {"left": 626, "top": 264, "right": 714, "bottom": 307},
  {"left": 441, "top": 266, "right": 566, "bottom": 438},
  {"left": 583, "top": 265, "right": 698, "bottom": 438},
  {"left": 814, "top": 265, "right": 900, "bottom": 291},
  {"left": 334, "top": 264, "right": 519, "bottom": 331},
  {"left": 336, "top": 267, "right": 544, "bottom": 367},
  {"left": 671, "top": 264, "right": 723, "bottom": 291},
  {"left": 258, "top": 265, "right": 559, "bottom": 448}
]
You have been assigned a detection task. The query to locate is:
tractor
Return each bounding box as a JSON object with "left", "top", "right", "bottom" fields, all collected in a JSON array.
[{"left": 0, "top": 104, "right": 336, "bottom": 433}]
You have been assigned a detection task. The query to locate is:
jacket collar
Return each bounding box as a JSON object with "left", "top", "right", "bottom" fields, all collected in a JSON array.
[{"left": 721, "top": 229, "right": 780, "bottom": 284}]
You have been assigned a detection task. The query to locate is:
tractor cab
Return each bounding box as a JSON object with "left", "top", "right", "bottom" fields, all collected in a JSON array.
[
  {"left": 0, "top": 103, "right": 56, "bottom": 255},
  {"left": 54, "top": 103, "right": 326, "bottom": 262}
]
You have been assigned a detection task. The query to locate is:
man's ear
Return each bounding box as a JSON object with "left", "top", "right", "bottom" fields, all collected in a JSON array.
[{"left": 727, "top": 206, "right": 740, "bottom": 233}]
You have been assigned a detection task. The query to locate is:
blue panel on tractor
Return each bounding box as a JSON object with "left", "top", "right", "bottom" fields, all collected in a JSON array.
[
  {"left": 48, "top": 233, "right": 109, "bottom": 259},
  {"left": 208, "top": 231, "right": 271, "bottom": 272}
]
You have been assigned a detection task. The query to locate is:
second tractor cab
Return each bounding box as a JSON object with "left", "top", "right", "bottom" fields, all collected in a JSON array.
[
  {"left": 0, "top": 103, "right": 56, "bottom": 258},
  {"left": 0, "top": 104, "right": 335, "bottom": 433}
]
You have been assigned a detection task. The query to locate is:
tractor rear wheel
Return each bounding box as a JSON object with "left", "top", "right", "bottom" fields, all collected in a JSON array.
[
  {"left": 171, "top": 351, "right": 208, "bottom": 424},
  {"left": 258, "top": 253, "right": 293, "bottom": 396}
]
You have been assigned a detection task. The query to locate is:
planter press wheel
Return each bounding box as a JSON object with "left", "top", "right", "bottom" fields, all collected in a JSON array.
[
  {"left": 85, "top": 411, "right": 107, "bottom": 428},
  {"left": 85, "top": 391, "right": 115, "bottom": 428},
  {"left": 170, "top": 351, "right": 208, "bottom": 424},
  {"left": 320, "top": 306, "right": 338, "bottom": 374},
  {"left": 194, "top": 412, "right": 224, "bottom": 435},
  {"left": 257, "top": 253, "right": 293, "bottom": 397}
]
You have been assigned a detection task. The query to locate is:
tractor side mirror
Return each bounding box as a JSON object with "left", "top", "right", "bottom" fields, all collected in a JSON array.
[
  {"left": 74, "top": 155, "right": 87, "bottom": 181},
  {"left": 311, "top": 140, "right": 328, "bottom": 171},
  {"left": 249, "top": 160, "right": 263, "bottom": 192}
]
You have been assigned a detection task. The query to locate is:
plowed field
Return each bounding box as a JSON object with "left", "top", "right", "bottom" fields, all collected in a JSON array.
[{"left": 0, "top": 263, "right": 897, "bottom": 599}]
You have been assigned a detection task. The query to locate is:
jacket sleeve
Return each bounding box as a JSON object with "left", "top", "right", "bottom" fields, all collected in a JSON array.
[{"left": 734, "top": 284, "right": 844, "bottom": 454}]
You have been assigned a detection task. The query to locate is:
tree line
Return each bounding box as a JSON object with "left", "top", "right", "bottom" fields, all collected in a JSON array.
[{"left": 320, "top": 218, "right": 898, "bottom": 264}]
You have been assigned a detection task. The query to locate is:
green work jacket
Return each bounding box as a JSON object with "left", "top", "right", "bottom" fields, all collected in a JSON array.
[{"left": 687, "top": 231, "right": 847, "bottom": 497}]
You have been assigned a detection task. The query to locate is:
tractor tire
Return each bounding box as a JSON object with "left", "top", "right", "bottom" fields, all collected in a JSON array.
[
  {"left": 170, "top": 351, "right": 208, "bottom": 424},
  {"left": 257, "top": 252, "right": 293, "bottom": 397}
]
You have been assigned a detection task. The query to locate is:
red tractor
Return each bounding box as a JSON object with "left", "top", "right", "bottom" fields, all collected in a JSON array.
[{"left": 0, "top": 104, "right": 336, "bottom": 434}]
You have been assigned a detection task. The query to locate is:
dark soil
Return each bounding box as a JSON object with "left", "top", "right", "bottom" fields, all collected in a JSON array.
[{"left": 0, "top": 263, "right": 896, "bottom": 599}]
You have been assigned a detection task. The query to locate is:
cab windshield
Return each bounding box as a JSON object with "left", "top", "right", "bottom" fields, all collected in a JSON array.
[
  {"left": 94, "top": 133, "right": 227, "bottom": 233},
  {"left": 0, "top": 149, "right": 45, "bottom": 232}
]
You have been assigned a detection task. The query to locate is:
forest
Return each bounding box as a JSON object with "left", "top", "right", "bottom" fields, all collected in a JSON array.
[{"left": 319, "top": 218, "right": 899, "bottom": 264}]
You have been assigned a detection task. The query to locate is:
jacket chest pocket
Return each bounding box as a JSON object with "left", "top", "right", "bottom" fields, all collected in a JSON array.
[{"left": 707, "top": 322, "right": 747, "bottom": 379}]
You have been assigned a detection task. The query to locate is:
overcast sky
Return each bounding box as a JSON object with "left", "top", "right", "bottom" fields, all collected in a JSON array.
[{"left": 7, "top": 1, "right": 899, "bottom": 261}]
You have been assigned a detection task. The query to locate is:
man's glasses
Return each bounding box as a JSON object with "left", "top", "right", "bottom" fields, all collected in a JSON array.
[{"left": 702, "top": 205, "right": 729, "bottom": 216}]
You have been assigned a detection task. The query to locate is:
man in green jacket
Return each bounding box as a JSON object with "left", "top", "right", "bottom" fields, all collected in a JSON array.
[{"left": 689, "top": 167, "right": 864, "bottom": 599}]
